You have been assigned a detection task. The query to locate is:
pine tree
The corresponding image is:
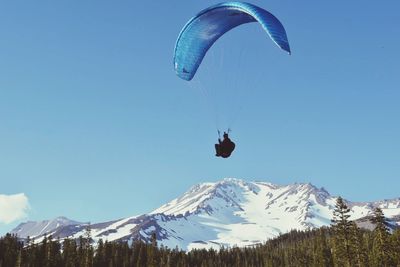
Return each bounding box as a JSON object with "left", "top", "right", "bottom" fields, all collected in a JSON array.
[
  {"left": 130, "top": 239, "right": 140, "bottom": 267},
  {"left": 313, "top": 228, "right": 333, "bottom": 267},
  {"left": 370, "top": 207, "right": 392, "bottom": 267},
  {"left": 349, "top": 222, "right": 368, "bottom": 267},
  {"left": 147, "top": 232, "right": 159, "bottom": 267},
  {"left": 390, "top": 229, "right": 400, "bottom": 265},
  {"left": 136, "top": 243, "right": 147, "bottom": 267},
  {"left": 331, "top": 196, "right": 353, "bottom": 267},
  {"left": 84, "top": 223, "right": 93, "bottom": 267},
  {"left": 14, "top": 250, "right": 21, "bottom": 267},
  {"left": 94, "top": 239, "right": 107, "bottom": 267},
  {"left": 63, "top": 237, "right": 79, "bottom": 267}
]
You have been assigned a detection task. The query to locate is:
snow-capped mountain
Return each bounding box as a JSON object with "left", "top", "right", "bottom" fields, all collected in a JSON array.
[
  {"left": 10, "top": 179, "right": 400, "bottom": 250},
  {"left": 11, "top": 216, "right": 82, "bottom": 239}
]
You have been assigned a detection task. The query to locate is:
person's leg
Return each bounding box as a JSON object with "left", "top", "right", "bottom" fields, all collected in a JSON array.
[{"left": 215, "top": 144, "right": 221, "bottom": 156}]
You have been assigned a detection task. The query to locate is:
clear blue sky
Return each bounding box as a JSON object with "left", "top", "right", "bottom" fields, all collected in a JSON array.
[{"left": 1, "top": 1, "right": 399, "bottom": 234}]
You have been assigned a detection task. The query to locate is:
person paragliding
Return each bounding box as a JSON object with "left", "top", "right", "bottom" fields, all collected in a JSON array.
[
  {"left": 174, "top": 2, "right": 291, "bottom": 158},
  {"left": 215, "top": 131, "right": 235, "bottom": 158}
]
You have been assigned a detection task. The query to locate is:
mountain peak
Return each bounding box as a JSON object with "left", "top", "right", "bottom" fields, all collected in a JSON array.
[
  {"left": 11, "top": 216, "right": 81, "bottom": 238},
  {"left": 152, "top": 178, "right": 261, "bottom": 216},
  {"left": 151, "top": 179, "right": 333, "bottom": 217},
  {"left": 9, "top": 179, "right": 400, "bottom": 251}
]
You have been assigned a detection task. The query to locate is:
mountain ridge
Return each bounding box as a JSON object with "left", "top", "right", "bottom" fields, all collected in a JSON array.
[{"left": 9, "top": 178, "right": 400, "bottom": 250}]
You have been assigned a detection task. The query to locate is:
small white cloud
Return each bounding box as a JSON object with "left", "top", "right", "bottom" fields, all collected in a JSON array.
[{"left": 0, "top": 193, "right": 29, "bottom": 224}]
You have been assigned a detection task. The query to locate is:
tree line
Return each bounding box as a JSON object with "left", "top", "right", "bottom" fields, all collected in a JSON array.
[{"left": 1, "top": 197, "right": 399, "bottom": 267}]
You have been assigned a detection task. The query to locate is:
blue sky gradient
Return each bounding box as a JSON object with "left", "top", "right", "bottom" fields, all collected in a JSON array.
[{"left": 1, "top": 1, "right": 399, "bottom": 234}]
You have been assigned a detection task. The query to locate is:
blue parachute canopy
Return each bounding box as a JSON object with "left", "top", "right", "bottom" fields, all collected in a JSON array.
[{"left": 174, "top": 2, "right": 291, "bottom": 81}]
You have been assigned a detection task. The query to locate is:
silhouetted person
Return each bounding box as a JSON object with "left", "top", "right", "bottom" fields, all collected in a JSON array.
[{"left": 215, "top": 132, "right": 235, "bottom": 158}]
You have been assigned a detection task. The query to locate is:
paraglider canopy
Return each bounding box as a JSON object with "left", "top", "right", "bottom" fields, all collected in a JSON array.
[{"left": 174, "top": 1, "right": 291, "bottom": 81}]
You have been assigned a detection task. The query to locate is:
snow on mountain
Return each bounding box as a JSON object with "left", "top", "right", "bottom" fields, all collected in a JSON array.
[
  {"left": 11, "top": 216, "right": 82, "bottom": 239},
  {"left": 9, "top": 179, "right": 400, "bottom": 250}
]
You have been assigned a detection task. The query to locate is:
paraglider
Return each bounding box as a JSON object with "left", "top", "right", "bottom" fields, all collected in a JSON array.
[
  {"left": 174, "top": 2, "right": 290, "bottom": 81},
  {"left": 174, "top": 2, "right": 291, "bottom": 157}
]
